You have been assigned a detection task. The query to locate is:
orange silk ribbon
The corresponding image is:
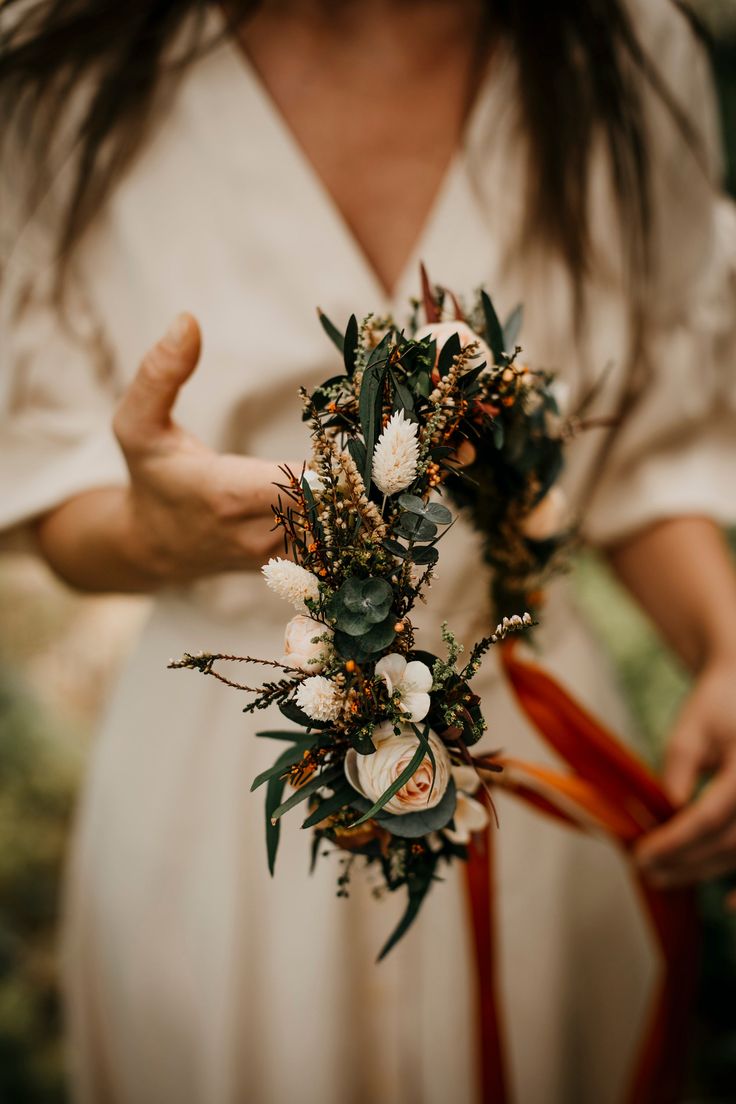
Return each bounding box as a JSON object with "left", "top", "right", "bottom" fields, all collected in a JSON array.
[{"left": 464, "top": 640, "right": 699, "bottom": 1104}]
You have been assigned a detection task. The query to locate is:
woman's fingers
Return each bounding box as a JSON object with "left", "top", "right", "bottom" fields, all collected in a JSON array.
[
  {"left": 661, "top": 701, "right": 707, "bottom": 807},
  {"left": 114, "top": 312, "right": 202, "bottom": 454},
  {"left": 636, "top": 758, "right": 736, "bottom": 869}
]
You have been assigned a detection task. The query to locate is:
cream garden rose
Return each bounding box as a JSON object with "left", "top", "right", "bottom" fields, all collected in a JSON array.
[
  {"left": 414, "top": 320, "right": 493, "bottom": 371},
  {"left": 344, "top": 721, "right": 451, "bottom": 815},
  {"left": 281, "top": 615, "right": 332, "bottom": 672}
]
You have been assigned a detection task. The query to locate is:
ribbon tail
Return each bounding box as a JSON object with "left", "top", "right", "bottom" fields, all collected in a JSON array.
[{"left": 465, "top": 816, "right": 508, "bottom": 1103}]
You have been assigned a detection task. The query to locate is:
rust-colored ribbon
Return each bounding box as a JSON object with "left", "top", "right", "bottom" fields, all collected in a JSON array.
[{"left": 464, "top": 640, "right": 699, "bottom": 1104}]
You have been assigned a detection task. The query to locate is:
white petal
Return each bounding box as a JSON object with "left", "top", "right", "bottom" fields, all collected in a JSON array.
[
  {"left": 444, "top": 793, "right": 490, "bottom": 844},
  {"left": 374, "top": 653, "right": 407, "bottom": 696},
  {"left": 451, "top": 765, "right": 481, "bottom": 794},
  {"left": 344, "top": 749, "right": 367, "bottom": 796},
  {"left": 401, "top": 660, "right": 433, "bottom": 694},
  {"left": 401, "top": 692, "right": 430, "bottom": 723}
]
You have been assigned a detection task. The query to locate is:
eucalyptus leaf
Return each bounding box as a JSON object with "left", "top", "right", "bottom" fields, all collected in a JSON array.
[
  {"left": 410, "top": 545, "right": 439, "bottom": 566},
  {"left": 343, "top": 314, "right": 358, "bottom": 375},
  {"left": 397, "top": 514, "right": 437, "bottom": 541},
  {"left": 251, "top": 746, "right": 308, "bottom": 792},
  {"left": 377, "top": 867, "right": 437, "bottom": 961},
  {"left": 270, "top": 765, "right": 343, "bottom": 823},
  {"left": 301, "top": 783, "right": 356, "bottom": 829},
  {"left": 481, "top": 291, "right": 505, "bottom": 364},
  {"left": 437, "top": 331, "right": 461, "bottom": 378},
  {"left": 425, "top": 502, "right": 452, "bottom": 525},
  {"left": 503, "top": 303, "right": 524, "bottom": 350},
  {"left": 318, "top": 311, "right": 345, "bottom": 354}
]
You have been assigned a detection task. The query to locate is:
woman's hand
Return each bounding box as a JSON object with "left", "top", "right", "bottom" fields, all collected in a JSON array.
[
  {"left": 635, "top": 655, "right": 736, "bottom": 906},
  {"left": 37, "top": 313, "right": 288, "bottom": 592},
  {"left": 607, "top": 518, "right": 736, "bottom": 907},
  {"left": 112, "top": 312, "right": 285, "bottom": 582}
]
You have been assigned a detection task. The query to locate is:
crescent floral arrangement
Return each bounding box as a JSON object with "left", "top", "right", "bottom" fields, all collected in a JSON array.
[{"left": 171, "top": 269, "right": 580, "bottom": 958}]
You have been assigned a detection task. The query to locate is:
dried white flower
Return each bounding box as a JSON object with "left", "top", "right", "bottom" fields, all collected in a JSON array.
[
  {"left": 262, "top": 557, "right": 321, "bottom": 611},
  {"left": 374, "top": 653, "right": 433, "bottom": 722},
  {"left": 295, "top": 675, "right": 344, "bottom": 722},
  {"left": 372, "top": 410, "right": 420, "bottom": 496}
]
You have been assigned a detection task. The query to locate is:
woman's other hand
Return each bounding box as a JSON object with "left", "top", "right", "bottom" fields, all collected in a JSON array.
[
  {"left": 112, "top": 312, "right": 285, "bottom": 581},
  {"left": 37, "top": 313, "right": 288, "bottom": 592}
]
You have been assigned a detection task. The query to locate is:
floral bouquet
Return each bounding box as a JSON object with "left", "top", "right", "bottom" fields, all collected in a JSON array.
[{"left": 171, "top": 270, "right": 574, "bottom": 958}]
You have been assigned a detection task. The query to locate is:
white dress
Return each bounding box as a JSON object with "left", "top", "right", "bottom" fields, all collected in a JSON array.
[{"left": 2, "top": 3, "right": 736, "bottom": 1102}]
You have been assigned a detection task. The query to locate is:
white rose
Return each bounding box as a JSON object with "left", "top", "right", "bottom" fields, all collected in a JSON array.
[
  {"left": 281, "top": 615, "right": 332, "bottom": 672},
  {"left": 521, "top": 485, "right": 569, "bottom": 542},
  {"left": 344, "top": 721, "right": 451, "bottom": 815},
  {"left": 374, "top": 653, "right": 433, "bottom": 722},
  {"left": 414, "top": 321, "right": 493, "bottom": 371}
]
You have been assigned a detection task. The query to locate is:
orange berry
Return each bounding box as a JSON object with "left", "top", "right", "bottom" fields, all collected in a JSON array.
[
  {"left": 345, "top": 660, "right": 356, "bottom": 673},
  {"left": 394, "top": 621, "right": 405, "bottom": 633}
]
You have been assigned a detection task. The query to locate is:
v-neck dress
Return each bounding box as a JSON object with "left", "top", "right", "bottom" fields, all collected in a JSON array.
[{"left": 2, "top": 3, "right": 736, "bottom": 1102}]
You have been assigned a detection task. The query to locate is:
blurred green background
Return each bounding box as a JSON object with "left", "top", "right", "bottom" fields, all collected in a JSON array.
[{"left": 1, "top": 3, "right": 735, "bottom": 1100}]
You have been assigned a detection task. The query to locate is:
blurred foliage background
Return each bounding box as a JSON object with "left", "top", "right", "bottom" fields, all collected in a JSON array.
[{"left": 1, "top": 2, "right": 735, "bottom": 1101}]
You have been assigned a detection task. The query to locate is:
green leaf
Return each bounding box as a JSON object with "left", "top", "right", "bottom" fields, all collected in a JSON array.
[
  {"left": 266, "top": 775, "right": 286, "bottom": 875},
  {"left": 278, "top": 701, "right": 332, "bottom": 730},
  {"left": 352, "top": 725, "right": 430, "bottom": 825},
  {"left": 255, "top": 728, "right": 318, "bottom": 742},
  {"left": 383, "top": 538, "right": 408, "bottom": 559},
  {"left": 301, "top": 783, "right": 356, "bottom": 829},
  {"left": 263, "top": 741, "right": 302, "bottom": 875},
  {"left": 319, "top": 310, "right": 345, "bottom": 354},
  {"left": 503, "top": 303, "right": 523, "bottom": 350},
  {"left": 358, "top": 338, "right": 391, "bottom": 484},
  {"left": 358, "top": 616, "right": 397, "bottom": 652},
  {"left": 437, "top": 331, "right": 461, "bottom": 378},
  {"left": 480, "top": 291, "right": 505, "bottom": 364},
  {"left": 425, "top": 502, "right": 452, "bottom": 525},
  {"left": 410, "top": 545, "right": 439, "bottom": 566},
  {"left": 397, "top": 494, "right": 426, "bottom": 515},
  {"left": 377, "top": 867, "right": 436, "bottom": 961},
  {"left": 270, "top": 765, "right": 343, "bottom": 823},
  {"left": 251, "top": 745, "right": 308, "bottom": 792},
  {"left": 347, "top": 437, "right": 366, "bottom": 474},
  {"left": 343, "top": 314, "right": 358, "bottom": 375},
  {"left": 397, "top": 514, "right": 437, "bottom": 541}
]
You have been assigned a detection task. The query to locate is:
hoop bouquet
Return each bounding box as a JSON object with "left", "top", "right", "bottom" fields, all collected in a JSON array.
[{"left": 171, "top": 269, "right": 576, "bottom": 957}]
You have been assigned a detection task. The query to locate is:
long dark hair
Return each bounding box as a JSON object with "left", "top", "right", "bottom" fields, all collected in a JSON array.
[{"left": 0, "top": 0, "right": 703, "bottom": 284}]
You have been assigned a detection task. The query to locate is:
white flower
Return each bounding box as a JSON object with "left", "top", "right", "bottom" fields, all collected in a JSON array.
[
  {"left": 372, "top": 410, "right": 420, "bottom": 496},
  {"left": 295, "top": 675, "right": 343, "bottom": 722},
  {"left": 415, "top": 321, "right": 493, "bottom": 372},
  {"left": 344, "top": 721, "right": 451, "bottom": 814},
  {"left": 442, "top": 764, "right": 489, "bottom": 844},
  {"left": 262, "top": 557, "right": 321, "bottom": 611},
  {"left": 521, "top": 486, "right": 569, "bottom": 542},
  {"left": 281, "top": 615, "right": 332, "bottom": 672},
  {"left": 374, "top": 653, "right": 433, "bottom": 722},
  {"left": 443, "top": 792, "right": 490, "bottom": 844}
]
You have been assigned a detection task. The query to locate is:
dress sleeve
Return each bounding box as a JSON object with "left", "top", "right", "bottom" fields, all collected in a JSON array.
[
  {"left": 0, "top": 242, "right": 128, "bottom": 549},
  {"left": 581, "top": 3, "right": 736, "bottom": 546}
]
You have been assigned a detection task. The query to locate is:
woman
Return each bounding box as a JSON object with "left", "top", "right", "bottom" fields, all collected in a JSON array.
[{"left": 2, "top": 1, "right": 736, "bottom": 1101}]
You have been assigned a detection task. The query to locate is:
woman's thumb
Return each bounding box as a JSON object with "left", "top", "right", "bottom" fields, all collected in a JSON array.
[{"left": 114, "top": 313, "right": 202, "bottom": 450}]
